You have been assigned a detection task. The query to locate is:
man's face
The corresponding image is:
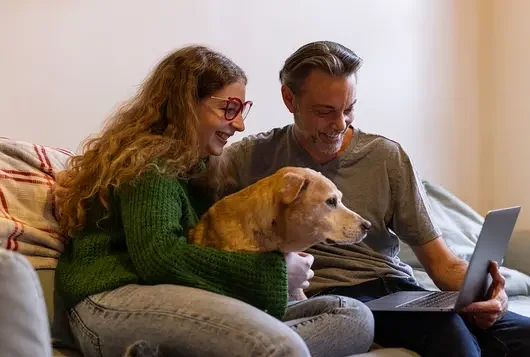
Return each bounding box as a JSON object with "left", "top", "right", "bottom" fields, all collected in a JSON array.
[{"left": 283, "top": 70, "right": 357, "bottom": 156}]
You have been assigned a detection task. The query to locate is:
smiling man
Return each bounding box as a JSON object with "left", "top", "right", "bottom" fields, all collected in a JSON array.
[{"left": 218, "top": 41, "right": 530, "bottom": 357}]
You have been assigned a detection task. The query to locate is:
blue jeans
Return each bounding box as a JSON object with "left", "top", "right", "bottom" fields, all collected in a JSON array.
[
  {"left": 68, "top": 284, "right": 374, "bottom": 357},
  {"left": 327, "top": 277, "right": 530, "bottom": 357}
]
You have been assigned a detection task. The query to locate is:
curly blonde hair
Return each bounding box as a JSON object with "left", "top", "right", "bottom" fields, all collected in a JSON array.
[{"left": 56, "top": 45, "right": 247, "bottom": 237}]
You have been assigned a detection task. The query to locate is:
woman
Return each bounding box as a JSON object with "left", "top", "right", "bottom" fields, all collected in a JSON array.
[{"left": 54, "top": 45, "right": 374, "bottom": 357}]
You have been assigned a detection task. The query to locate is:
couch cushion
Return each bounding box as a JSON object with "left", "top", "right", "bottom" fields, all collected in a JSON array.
[
  {"left": 38, "top": 269, "right": 56, "bottom": 323},
  {"left": 37, "top": 268, "right": 79, "bottom": 351}
]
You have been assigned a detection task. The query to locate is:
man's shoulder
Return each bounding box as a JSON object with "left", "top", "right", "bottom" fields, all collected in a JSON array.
[
  {"left": 235, "top": 125, "right": 290, "bottom": 147},
  {"left": 226, "top": 124, "right": 291, "bottom": 156},
  {"left": 355, "top": 129, "right": 407, "bottom": 158}
]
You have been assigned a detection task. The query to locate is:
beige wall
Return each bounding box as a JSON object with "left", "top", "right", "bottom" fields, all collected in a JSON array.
[
  {"left": 0, "top": 1, "right": 488, "bottom": 213},
  {"left": 480, "top": 0, "right": 530, "bottom": 230}
]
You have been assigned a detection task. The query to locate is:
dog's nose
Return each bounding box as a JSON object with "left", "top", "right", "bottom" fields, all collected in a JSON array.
[{"left": 362, "top": 219, "right": 372, "bottom": 231}]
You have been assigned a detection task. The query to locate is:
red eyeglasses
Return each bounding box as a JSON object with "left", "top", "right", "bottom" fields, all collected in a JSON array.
[{"left": 211, "top": 96, "right": 253, "bottom": 121}]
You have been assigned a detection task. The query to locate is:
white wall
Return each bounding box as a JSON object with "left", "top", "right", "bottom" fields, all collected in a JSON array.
[{"left": 0, "top": 0, "right": 482, "bottom": 210}]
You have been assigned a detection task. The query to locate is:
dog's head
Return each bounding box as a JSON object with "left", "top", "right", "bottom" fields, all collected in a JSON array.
[{"left": 272, "top": 167, "right": 371, "bottom": 253}]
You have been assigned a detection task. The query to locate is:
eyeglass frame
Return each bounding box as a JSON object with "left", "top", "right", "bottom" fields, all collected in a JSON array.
[{"left": 210, "top": 96, "right": 253, "bottom": 121}]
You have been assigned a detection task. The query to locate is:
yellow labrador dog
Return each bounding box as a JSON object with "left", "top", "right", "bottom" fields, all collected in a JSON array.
[{"left": 189, "top": 166, "right": 371, "bottom": 299}]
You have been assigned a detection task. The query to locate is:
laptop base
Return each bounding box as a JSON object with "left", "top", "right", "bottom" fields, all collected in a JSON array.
[{"left": 365, "top": 291, "right": 458, "bottom": 312}]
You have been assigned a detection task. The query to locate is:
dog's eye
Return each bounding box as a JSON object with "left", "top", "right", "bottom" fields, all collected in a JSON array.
[{"left": 326, "top": 197, "right": 337, "bottom": 208}]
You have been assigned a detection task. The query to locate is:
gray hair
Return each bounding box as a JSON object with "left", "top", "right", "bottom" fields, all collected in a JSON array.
[{"left": 279, "top": 41, "right": 363, "bottom": 95}]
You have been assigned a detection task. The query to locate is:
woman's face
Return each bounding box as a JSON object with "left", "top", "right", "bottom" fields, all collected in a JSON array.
[{"left": 197, "top": 81, "right": 250, "bottom": 157}]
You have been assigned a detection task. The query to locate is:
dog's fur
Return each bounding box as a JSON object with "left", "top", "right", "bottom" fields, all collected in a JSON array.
[{"left": 189, "top": 166, "right": 371, "bottom": 299}]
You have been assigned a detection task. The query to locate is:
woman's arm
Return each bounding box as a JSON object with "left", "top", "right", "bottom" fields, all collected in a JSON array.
[{"left": 119, "top": 171, "right": 288, "bottom": 319}]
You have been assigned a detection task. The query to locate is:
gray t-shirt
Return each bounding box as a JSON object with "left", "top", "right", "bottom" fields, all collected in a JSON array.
[{"left": 220, "top": 124, "right": 442, "bottom": 296}]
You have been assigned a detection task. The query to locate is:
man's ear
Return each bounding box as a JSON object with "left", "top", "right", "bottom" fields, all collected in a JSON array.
[
  {"left": 280, "top": 172, "right": 310, "bottom": 205},
  {"left": 281, "top": 84, "right": 296, "bottom": 114}
]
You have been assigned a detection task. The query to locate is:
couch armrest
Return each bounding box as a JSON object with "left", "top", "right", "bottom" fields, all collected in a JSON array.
[
  {"left": 0, "top": 249, "right": 52, "bottom": 357},
  {"left": 504, "top": 230, "right": 530, "bottom": 276}
]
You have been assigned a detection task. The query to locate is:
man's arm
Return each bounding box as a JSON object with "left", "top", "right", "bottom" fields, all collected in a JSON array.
[
  {"left": 412, "top": 236, "right": 508, "bottom": 329},
  {"left": 411, "top": 236, "right": 468, "bottom": 291}
]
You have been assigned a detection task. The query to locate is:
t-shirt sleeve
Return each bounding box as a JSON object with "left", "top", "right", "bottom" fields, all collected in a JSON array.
[
  {"left": 216, "top": 139, "right": 251, "bottom": 198},
  {"left": 388, "top": 144, "right": 442, "bottom": 246}
]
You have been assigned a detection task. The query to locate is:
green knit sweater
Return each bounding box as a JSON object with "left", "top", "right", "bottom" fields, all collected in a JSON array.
[{"left": 55, "top": 170, "right": 288, "bottom": 319}]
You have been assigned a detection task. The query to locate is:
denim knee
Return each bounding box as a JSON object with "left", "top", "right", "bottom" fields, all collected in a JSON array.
[
  {"left": 257, "top": 325, "right": 311, "bottom": 357},
  {"left": 286, "top": 295, "right": 375, "bottom": 355},
  {"left": 329, "top": 295, "right": 375, "bottom": 351}
]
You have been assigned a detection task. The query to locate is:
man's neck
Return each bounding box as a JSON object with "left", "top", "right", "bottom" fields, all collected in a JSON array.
[{"left": 294, "top": 126, "right": 354, "bottom": 165}]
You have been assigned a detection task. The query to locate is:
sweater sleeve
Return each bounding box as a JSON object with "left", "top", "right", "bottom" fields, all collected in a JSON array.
[{"left": 118, "top": 171, "right": 288, "bottom": 319}]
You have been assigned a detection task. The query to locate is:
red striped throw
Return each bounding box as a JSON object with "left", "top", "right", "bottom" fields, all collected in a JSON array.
[{"left": 0, "top": 137, "right": 72, "bottom": 269}]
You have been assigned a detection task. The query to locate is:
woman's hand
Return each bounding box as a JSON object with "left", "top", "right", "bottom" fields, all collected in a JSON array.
[{"left": 284, "top": 252, "right": 314, "bottom": 295}]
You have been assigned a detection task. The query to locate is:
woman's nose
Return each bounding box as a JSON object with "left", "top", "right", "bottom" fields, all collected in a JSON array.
[{"left": 231, "top": 115, "right": 245, "bottom": 132}]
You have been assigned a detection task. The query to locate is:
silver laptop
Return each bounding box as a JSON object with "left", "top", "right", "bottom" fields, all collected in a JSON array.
[{"left": 365, "top": 206, "right": 521, "bottom": 312}]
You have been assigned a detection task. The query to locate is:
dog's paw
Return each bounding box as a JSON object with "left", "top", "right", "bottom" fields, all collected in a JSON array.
[{"left": 123, "top": 340, "right": 161, "bottom": 357}]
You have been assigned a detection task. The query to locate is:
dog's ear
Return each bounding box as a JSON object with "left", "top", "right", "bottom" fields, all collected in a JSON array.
[{"left": 280, "top": 172, "right": 309, "bottom": 205}]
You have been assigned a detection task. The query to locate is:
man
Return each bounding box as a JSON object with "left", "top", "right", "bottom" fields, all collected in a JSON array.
[{"left": 218, "top": 41, "right": 530, "bottom": 357}]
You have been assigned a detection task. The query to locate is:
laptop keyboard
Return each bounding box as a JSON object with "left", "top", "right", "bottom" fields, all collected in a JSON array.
[{"left": 398, "top": 291, "right": 460, "bottom": 308}]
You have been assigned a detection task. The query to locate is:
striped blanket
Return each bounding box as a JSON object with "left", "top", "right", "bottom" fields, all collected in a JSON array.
[{"left": 0, "top": 137, "right": 72, "bottom": 269}]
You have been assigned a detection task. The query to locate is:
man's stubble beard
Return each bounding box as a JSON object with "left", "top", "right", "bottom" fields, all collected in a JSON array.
[{"left": 293, "top": 111, "right": 344, "bottom": 155}]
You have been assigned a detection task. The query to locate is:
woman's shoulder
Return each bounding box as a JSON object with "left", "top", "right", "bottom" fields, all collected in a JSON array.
[{"left": 119, "top": 164, "right": 189, "bottom": 196}]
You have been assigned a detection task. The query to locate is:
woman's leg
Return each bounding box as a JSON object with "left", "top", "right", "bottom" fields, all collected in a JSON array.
[
  {"left": 68, "top": 284, "right": 310, "bottom": 357},
  {"left": 283, "top": 295, "right": 375, "bottom": 357}
]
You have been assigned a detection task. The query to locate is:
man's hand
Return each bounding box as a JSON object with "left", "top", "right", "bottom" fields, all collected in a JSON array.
[{"left": 459, "top": 261, "right": 509, "bottom": 329}]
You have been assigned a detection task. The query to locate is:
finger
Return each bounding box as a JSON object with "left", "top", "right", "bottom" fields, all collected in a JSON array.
[
  {"left": 307, "top": 269, "right": 315, "bottom": 280},
  {"left": 489, "top": 261, "right": 506, "bottom": 288},
  {"left": 300, "top": 281, "right": 310, "bottom": 289},
  {"left": 485, "top": 284, "right": 495, "bottom": 301},
  {"left": 297, "top": 252, "right": 310, "bottom": 257},
  {"left": 459, "top": 299, "right": 503, "bottom": 314},
  {"left": 303, "top": 254, "right": 314, "bottom": 267}
]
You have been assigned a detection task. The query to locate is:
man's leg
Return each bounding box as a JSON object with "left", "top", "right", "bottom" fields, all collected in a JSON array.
[
  {"left": 328, "top": 277, "right": 481, "bottom": 357},
  {"left": 470, "top": 311, "right": 530, "bottom": 357}
]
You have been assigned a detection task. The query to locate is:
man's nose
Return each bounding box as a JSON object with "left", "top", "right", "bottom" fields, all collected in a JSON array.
[{"left": 331, "top": 113, "right": 347, "bottom": 131}]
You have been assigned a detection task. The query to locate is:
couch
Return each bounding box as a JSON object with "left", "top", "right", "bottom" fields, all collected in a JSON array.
[{"left": 1, "top": 136, "right": 529, "bottom": 357}]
